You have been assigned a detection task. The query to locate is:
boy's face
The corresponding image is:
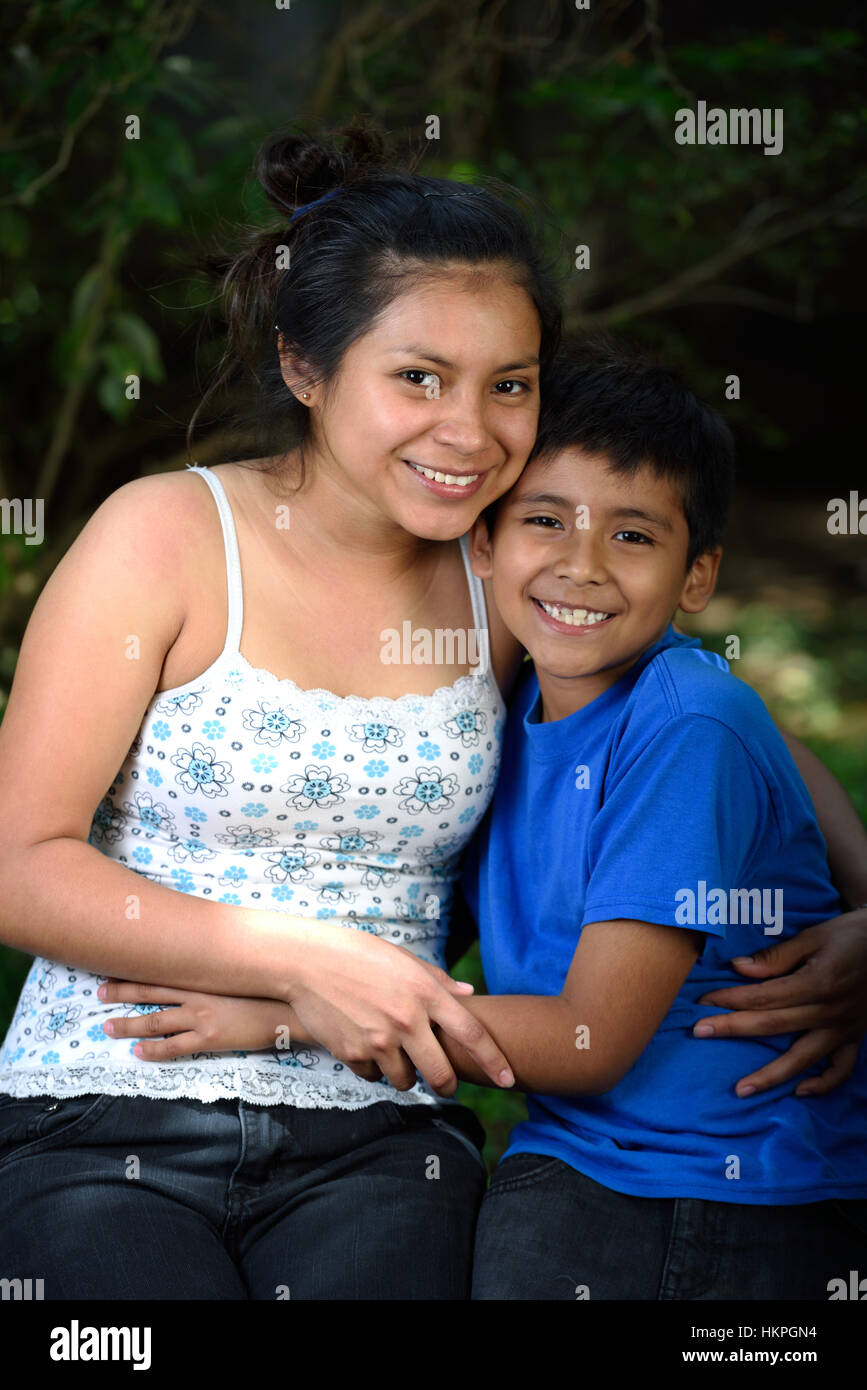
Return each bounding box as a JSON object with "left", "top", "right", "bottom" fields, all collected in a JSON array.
[{"left": 470, "top": 447, "right": 721, "bottom": 719}]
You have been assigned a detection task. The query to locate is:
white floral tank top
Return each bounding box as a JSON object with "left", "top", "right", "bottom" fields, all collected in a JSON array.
[{"left": 0, "top": 463, "right": 506, "bottom": 1108}]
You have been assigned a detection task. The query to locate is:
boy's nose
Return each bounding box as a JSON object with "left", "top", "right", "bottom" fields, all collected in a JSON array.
[{"left": 552, "top": 531, "right": 610, "bottom": 587}]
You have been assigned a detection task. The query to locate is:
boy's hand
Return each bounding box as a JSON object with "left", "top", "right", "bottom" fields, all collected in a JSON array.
[
  {"left": 692, "top": 909, "right": 867, "bottom": 1096},
  {"left": 97, "top": 979, "right": 311, "bottom": 1060}
]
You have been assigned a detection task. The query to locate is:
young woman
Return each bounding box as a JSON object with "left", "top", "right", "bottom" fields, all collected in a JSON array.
[{"left": 0, "top": 121, "right": 864, "bottom": 1301}]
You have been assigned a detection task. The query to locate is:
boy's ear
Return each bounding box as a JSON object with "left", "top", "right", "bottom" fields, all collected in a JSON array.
[
  {"left": 468, "top": 512, "right": 495, "bottom": 579},
  {"left": 678, "top": 547, "right": 722, "bottom": 615}
]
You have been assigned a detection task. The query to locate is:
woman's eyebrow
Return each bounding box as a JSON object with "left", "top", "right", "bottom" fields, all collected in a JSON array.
[{"left": 385, "top": 344, "right": 540, "bottom": 372}]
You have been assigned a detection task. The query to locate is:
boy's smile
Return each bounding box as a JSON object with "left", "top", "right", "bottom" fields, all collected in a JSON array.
[{"left": 471, "top": 448, "right": 720, "bottom": 721}]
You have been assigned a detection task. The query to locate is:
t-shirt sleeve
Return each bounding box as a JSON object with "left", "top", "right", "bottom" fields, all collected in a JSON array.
[{"left": 581, "top": 714, "right": 778, "bottom": 936}]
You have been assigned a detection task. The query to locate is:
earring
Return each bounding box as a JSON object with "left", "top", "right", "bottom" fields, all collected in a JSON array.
[{"left": 302, "top": 392, "right": 309, "bottom": 399}]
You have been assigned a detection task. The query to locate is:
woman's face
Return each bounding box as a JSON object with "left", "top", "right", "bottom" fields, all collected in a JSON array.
[{"left": 291, "top": 266, "right": 542, "bottom": 541}]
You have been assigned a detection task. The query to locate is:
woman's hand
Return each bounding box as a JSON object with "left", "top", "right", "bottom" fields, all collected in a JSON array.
[
  {"left": 98, "top": 980, "right": 309, "bottom": 1060},
  {"left": 692, "top": 909, "right": 867, "bottom": 1096},
  {"left": 286, "top": 923, "right": 515, "bottom": 1096}
]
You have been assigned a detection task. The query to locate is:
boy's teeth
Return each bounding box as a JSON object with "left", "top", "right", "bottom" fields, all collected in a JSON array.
[
  {"left": 407, "top": 460, "right": 479, "bottom": 486},
  {"left": 537, "top": 599, "right": 612, "bottom": 626}
]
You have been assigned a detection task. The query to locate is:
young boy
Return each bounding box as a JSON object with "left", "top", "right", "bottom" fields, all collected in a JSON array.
[{"left": 451, "top": 339, "right": 867, "bottom": 1299}]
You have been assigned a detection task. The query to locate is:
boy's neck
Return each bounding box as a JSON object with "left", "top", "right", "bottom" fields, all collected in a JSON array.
[{"left": 532, "top": 624, "right": 677, "bottom": 723}]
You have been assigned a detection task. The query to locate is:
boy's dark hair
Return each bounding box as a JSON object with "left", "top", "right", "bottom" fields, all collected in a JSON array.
[
  {"left": 485, "top": 336, "right": 735, "bottom": 567},
  {"left": 188, "top": 117, "right": 563, "bottom": 486}
]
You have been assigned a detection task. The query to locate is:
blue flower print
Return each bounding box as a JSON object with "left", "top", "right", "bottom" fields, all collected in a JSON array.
[
  {"left": 167, "top": 836, "right": 217, "bottom": 865},
  {"left": 316, "top": 907, "right": 337, "bottom": 920},
  {"left": 317, "top": 882, "right": 357, "bottom": 905},
  {"left": 319, "top": 828, "right": 382, "bottom": 855},
  {"left": 35, "top": 1003, "right": 82, "bottom": 1043},
  {"left": 218, "top": 864, "right": 249, "bottom": 887},
  {"left": 294, "top": 820, "right": 317, "bottom": 831},
  {"left": 185, "top": 806, "right": 207, "bottom": 824},
  {"left": 152, "top": 720, "right": 171, "bottom": 741},
  {"left": 459, "top": 806, "right": 476, "bottom": 824},
  {"left": 263, "top": 848, "right": 320, "bottom": 884},
  {"left": 362, "top": 864, "right": 398, "bottom": 889},
  {"left": 154, "top": 689, "right": 203, "bottom": 717},
  {"left": 271, "top": 884, "right": 295, "bottom": 903},
  {"left": 87, "top": 1024, "right": 108, "bottom": 1042},
  {"left": 416, "top": 741, "right": 441, "bottom": 761},
  {"left": 312, "top": 740, "right": 336, "bottom": 759},
  {"left": 219, "top": 893, "right": 242, "bottom": 905},
  {"left": 363, "top": 759, "right": 388, "bottom": 779},
  {"left": 171, "top": 743, "right": 234, "bottom": 799},
  {"left": 400, "top": 826, "right": 423, "bottom": 838},
  {"left": 202, "top": 720, "right": 226, "bottom": 741},
  {"left": 240, "top": 802, "right": 268, "bottom": 819},
  {"left": 169, "top": 868, "right": 195, "bottom": 894},
  {"left": 41, "top": 1050, "right": 61, "bottom": 1064},
  {"left": 348, "top": 720, "right": 404, "bottom": 752},
  {"left": 442, "top": 708, "right": 486, "bottom": 748},
  {"left": 394, "top": 767, "right": 459, "bottom": 815},
  {"left": 468, "top": 753, "right": 483, "bottom": 775},
  {"left": 356, "top": 805, "right": 380, "bottom": 821},
  {"left": 132, "top": 846, "right": 152, "bottom": 865},
  {"left": 89, "top": 796, "right": 125, "bottom": 845},
  {"left": 145, "top": 768, "right": 163, "bottom": 787},
  {"left": 251, "top": 753, "right": 278, "bottom": 774},
  {"left": 281, "top": 764, "right": 349, "bottom": 811},
  {"left": 215, "top": 823, "right": 276, "bottom": 850},
  {"left": 120, "top": 791, "right": 177, "bottom": 838},
  {"left": 242, "top": 702, "right": 305, "bottom": 747},
  {"left": 277, "top": 1046, "right": 318, "bottom": 1069}
]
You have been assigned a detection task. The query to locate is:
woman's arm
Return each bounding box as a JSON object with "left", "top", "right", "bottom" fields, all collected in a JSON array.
[
  {"left": 0, "top": 476, "right": 513, "bottom": 1095},
  {"left": 778, "top": 731, "right": 867, "bottom": 908}
]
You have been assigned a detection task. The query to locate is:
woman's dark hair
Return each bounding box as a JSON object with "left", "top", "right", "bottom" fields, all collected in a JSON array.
[
  {"left": 187, "top": 116, "right": 564, "bottom": 487},
  {"left": 484, "top": 335, "right": 736, "bottom": 568}
]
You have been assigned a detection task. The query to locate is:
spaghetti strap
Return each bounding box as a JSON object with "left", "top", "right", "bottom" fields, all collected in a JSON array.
[
  {"left": 458, "top": 532, "right": 491, "bottom": 676},
  {"left": 184, "top": 463, "right": 244, "bottom": 656}
]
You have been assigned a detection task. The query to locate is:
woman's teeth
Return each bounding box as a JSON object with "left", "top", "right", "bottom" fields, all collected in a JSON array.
[
  {"left": 537, "top": 599, "right": 612, "bottom": 626},
  {"left": 406, "top": 460, "right": 479, "bottom": 486}
]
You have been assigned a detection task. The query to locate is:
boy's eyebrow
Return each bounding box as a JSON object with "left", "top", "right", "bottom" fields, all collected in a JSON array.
[
  {"left": 612, "top": 506, "right": 674, "bottom": 532},
  {"left": 385, "top": 344, "right": 540, "bottom": 372},
  {"left": 511, "top": 494, "right": 675, "bottom": 531}
]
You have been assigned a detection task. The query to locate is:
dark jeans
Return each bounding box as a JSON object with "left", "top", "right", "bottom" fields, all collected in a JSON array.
[
  {"left": 0, "top": 1091, "right": 487, "bottom": 1300},
  {"left": 472, "top": 1153, "right": 867, "bottom": 1301}
]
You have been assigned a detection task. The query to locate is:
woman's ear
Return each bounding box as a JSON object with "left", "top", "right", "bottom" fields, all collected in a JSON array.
[
  {"left": 469, "top": 513, "right": 495, "bottom": 579},
  {"left": 678, "top": 547, "right": 722, "bottom": 615},
  {"left": 277, "top": 336, "right": 315, "bottom": 401}
]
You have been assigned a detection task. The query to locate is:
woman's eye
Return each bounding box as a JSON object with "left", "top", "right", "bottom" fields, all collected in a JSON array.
[
  {"left": 400, "top": 369, "right": 440, "bottom": 389},
  {"left": 615, "top": 530, "right": 653, "bottom": 545},
  {"left": 494, "top": 380, "right": 530, "bottom": 395}
]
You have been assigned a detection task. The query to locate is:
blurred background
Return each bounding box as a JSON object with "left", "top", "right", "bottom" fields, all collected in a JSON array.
[{"left": 1, "top": 0, "right": 865, "bottom": 1167}]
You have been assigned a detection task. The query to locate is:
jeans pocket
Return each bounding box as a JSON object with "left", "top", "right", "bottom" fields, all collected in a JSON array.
[
  {"left": 487, "top": 1153, "right": 566, "bottom": 1192},
  {"left": 428, "top": 1116, "right": 488, "bottom": 1176},
  {"left": 0, "top": 1093, "right": 116, "bottom": 1170}
]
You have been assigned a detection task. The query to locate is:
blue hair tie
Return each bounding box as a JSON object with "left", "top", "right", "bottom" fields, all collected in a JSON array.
[{"left": 289, "top": 188, "right": 342, "bottom": 224}]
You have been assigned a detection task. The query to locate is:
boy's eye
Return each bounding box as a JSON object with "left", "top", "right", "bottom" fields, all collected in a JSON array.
[
  {"left": 614, "top": 530, "right": 653, "bottom": 545},
  {"left": 525, "top": 514, "right": 563, "bottom": 529}
]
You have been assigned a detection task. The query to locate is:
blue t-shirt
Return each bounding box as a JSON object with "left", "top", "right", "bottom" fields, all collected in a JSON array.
[{"left": 462, "top": 625, "right": 867, "bottom": 1203}]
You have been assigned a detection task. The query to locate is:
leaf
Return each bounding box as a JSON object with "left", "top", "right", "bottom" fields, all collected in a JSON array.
[{"left": 109, "top": 311, "right": 165, "bottom": 381}]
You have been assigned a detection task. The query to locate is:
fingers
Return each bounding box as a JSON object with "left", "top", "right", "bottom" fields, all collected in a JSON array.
[
  {"left": 795, "top": 1042, "right": 859, "bottom": 1097},
  {"left": 697, "top": 970, "right": 825, "bottom": 1012},
  {"left": 693, "top": 1005, "right": 827, "bottom": 1039},
  {"left": 728, "top": 929, "right": 819, "bottom": 980},
  {"left": 414, "top": 959, "right": 475, "bottom": 995},
  {"left": 103, "top": 1007, "right": 196, "bottom": 1061},
  {"left": 732, "top": 1030, "right": 847, "bottom": 1097},
  {"left": 430, "top": 996, "right": 515, "bottom": 1089}
]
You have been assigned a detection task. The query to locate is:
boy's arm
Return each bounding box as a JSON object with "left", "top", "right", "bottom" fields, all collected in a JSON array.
[{"left": 434, "top": 919, "right": 704, "bottom": 1094}]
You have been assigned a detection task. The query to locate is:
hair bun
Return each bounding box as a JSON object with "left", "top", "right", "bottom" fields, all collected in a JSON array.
[{"left": 256, "top": 119, "right": 389, "bottom": 216}]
